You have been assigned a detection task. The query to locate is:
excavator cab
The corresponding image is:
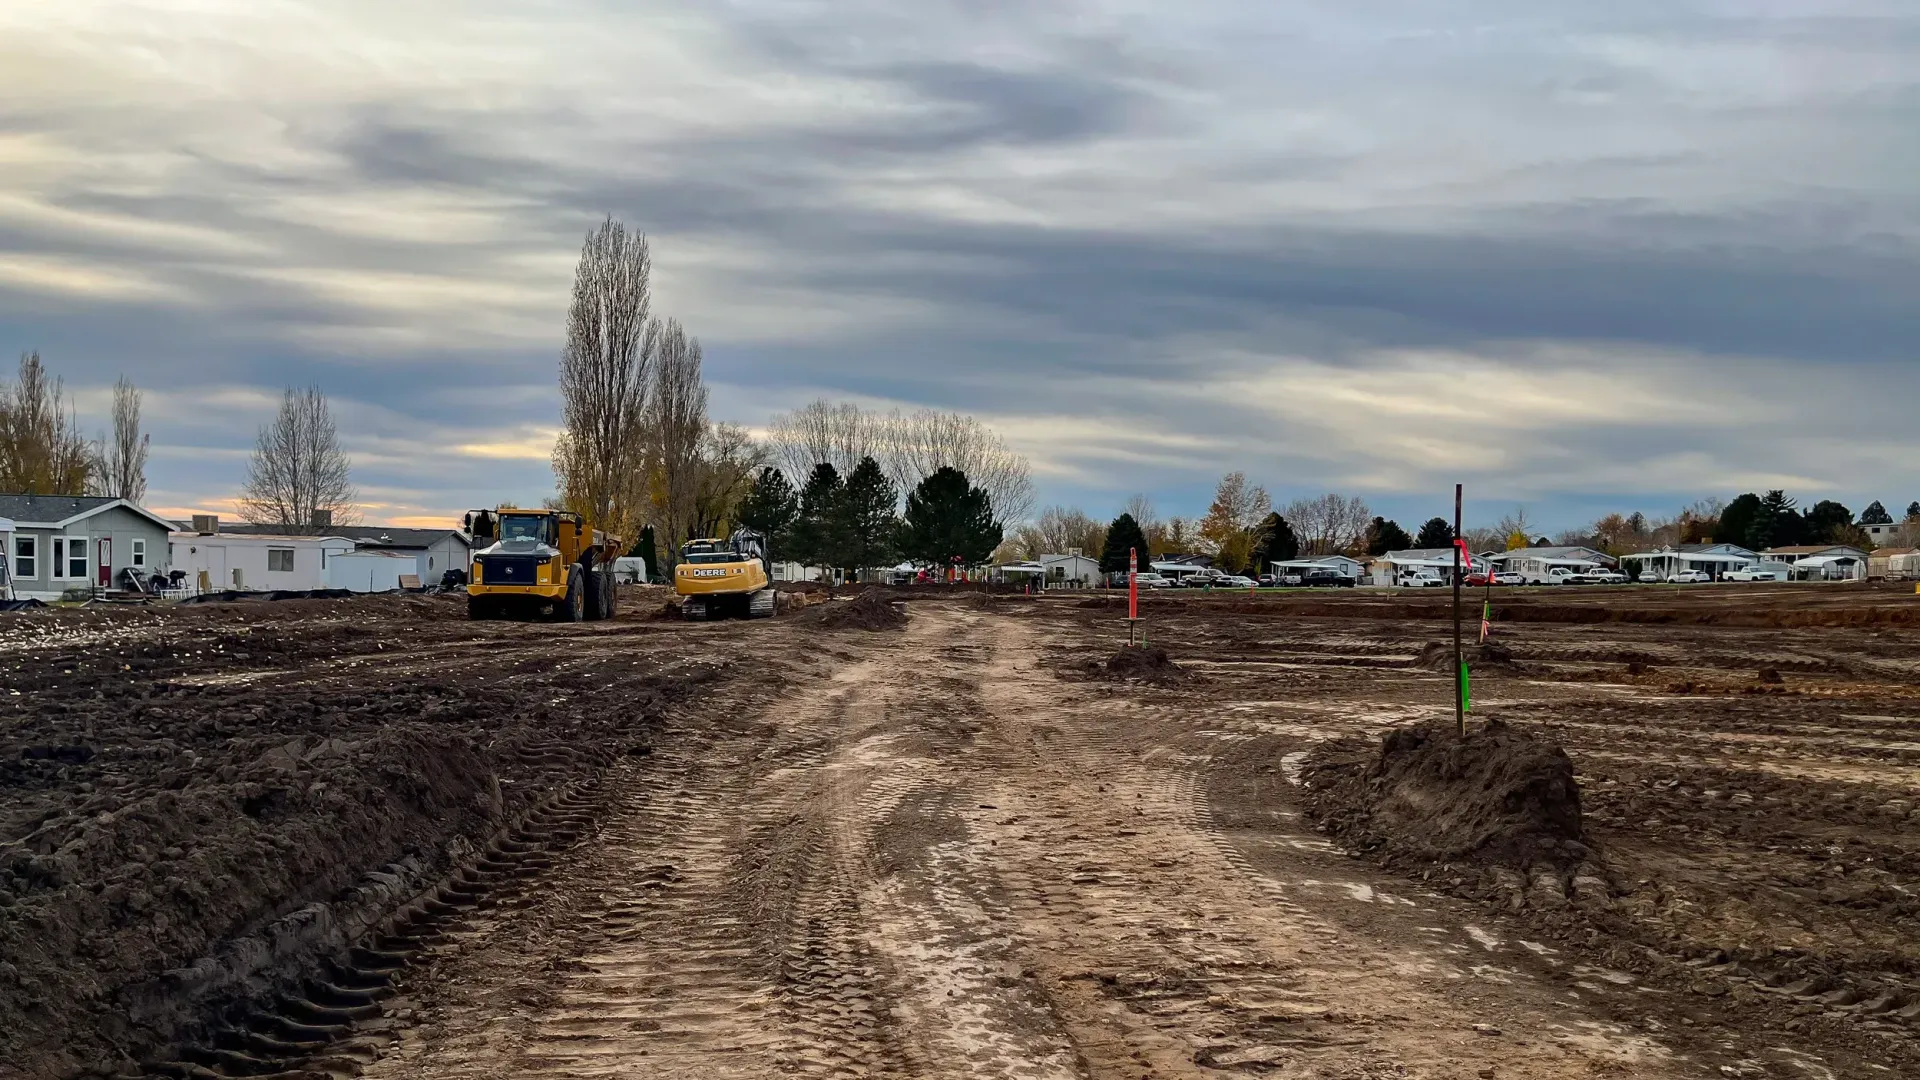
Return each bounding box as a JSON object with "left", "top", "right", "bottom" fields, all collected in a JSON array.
[{"left": 675, "top": 528, "right": 774, "bottom": 620}]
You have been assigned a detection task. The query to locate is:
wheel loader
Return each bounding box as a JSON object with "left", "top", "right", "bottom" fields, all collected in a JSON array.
[
  {"left": 674, "top": 528, "right": 775, "bottom": 620},
  {"left": 464, "top": 506, "right": 622, "bottom": 622}
]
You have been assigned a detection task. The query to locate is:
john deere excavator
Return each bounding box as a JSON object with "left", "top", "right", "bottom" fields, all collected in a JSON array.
[
  {"left": 674, "top": 527, "right": 775, "bottom": 620},
  {"left": 464, "top": 506, "right": 622, "bottom": 622}
]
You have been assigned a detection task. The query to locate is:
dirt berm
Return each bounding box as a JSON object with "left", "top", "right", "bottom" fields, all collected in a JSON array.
[
  {"left": 795, "top": 590, "right": 908, "bottom": 630},
  {"left": 1300, "top": 720, "right": 1593, "bottom": 872},
  {"left": 0, "top": 597, "right": 725, "bottom": 1079}
]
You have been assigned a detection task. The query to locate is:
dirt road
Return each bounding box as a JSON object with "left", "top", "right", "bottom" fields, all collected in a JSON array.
[{"left": 360, "top": 605, "right": 1719, "bottom": 1079}]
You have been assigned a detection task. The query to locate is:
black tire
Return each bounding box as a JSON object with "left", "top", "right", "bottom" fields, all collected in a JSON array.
[
  {"left": 467, "top": 595, "right": 492, "bottom": 620},
  {"left": 562, "top": 567, "right": 586, "bottom": 622},
  {"left": 582, "top": 563, "right": 603, "bottom": 621}
]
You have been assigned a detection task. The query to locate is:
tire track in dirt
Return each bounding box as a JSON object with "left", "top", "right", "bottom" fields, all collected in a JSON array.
[
  {"left": 973, "top": 613, "right": 1694, "bottom": 1079},
  {"left": 362, "top": 611, "right": 1086, "bottom": 1080}
]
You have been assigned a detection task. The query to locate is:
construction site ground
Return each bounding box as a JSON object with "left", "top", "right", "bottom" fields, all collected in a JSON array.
[{"left": 3, "top": 582, "right": 1917, "bottom": 1079}]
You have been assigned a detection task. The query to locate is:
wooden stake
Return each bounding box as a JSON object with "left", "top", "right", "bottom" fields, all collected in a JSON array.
[{"left": 1452, "top": 483, "right": 1465, "bottom": 737}]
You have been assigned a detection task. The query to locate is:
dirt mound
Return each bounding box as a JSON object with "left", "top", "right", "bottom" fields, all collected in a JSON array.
[
  {"left": 797, "top": 590, "right": 908, "bottom": 631},
  {"left": 1099, "top": 645, "right": 1186, "bottom": 683},
  {"left": 0, "top": 598, "right": 720, "bottom": 1077},
  {"left": 1301, "top": 720, "right": 1590, "bottom": 871}
]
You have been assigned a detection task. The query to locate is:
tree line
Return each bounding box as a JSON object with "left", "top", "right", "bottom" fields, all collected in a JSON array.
[{"left": 551, "top": 218, "right": 1030, "bottom": 576}]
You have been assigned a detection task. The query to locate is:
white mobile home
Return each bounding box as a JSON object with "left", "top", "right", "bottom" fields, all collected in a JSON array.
[
  {"left": 325, "top": 549, "right": 419, "bottom": 592},
  {"left": 1369, "top": 549, "right": 1485, "bottom": 586},
  {"left": 221, "top": 524, "right": 471, "bottom": 583},
  {"left": 1618, "top": 543, "right": 1757, "bottom": 582},
  {"left": 1272, "top": 555, "right": 1367, "bottom": 581},
  {"left": 169, "top": 532, "right": 355, "bottom": 593},
  {"left": 1487, "top": 546, "right": 1612, "bottom": 584}
]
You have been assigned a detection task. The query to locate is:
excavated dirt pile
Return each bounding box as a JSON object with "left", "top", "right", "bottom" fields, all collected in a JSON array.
[
  {"left": 797, "top": 590, "right": 908, "bottom": 631},
  {"left": 1098, "top": 645, "right": 1186, "bottom": 683},
  {"left": 1300, "top": 720, "right": 1592, "bottom": 872}
]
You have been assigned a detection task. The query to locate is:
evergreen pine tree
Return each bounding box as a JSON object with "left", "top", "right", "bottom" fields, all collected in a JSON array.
[
  {"left": 900, "top": 466, "right": 1003, "bottom": 569},
  {"left": 1718, "top": 493, "right": 1763, "bottom": 549},
  {"left": 788, "top": 463, "right": 843, "bottom": 569},
  {"left": 1366, "top": 517, "right": 1413, "bottom": 555},
  {"left": 735, "top": 467, "right": 800, "bottom": 554},
  {"left": 1099, "top": 512, "right": 1150, "bottom": 574},
  {"left": 1860, "top": 500, "right": 1893, "bottom": 525},
  {"left": 1753, "top": 490, "right": 1802, "bottom": 548},
  {"left": 832, "top": 456, "right": 900, "bottom": 575},
  {"left": 1252, "top": 512, "right": 1299, "bottom": 570},
  {"left": 629, "top": 524, "right": 661, "bottom": 582},
  {"left": 1413, "top": 517, "right": 1454, "bottom": 548}
]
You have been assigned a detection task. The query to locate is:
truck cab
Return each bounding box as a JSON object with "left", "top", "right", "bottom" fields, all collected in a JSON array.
[{"left": 465, "top": 506, "right": 620, "bottom": 621}]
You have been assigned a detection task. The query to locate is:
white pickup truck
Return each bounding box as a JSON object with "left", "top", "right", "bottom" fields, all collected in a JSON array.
[
  {"left": 1565, "top": 566, "right": 1628, "bottom": 584},
  {"left": 1724, "top": 564, "right": 1785, "bottom": 583}
]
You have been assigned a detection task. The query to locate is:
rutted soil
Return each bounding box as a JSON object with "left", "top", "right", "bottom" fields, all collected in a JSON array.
[
  {"left": 0, "top": 590, "right": 771, "bottom": 1079},
  {"left": 1069, "top": 590, "right": 1920, "bottom": 1076},
  {"left": 6, "top": 584, "right": 1918, "bottom": 1079}
]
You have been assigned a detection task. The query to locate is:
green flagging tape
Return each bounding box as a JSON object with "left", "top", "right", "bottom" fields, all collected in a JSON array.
[{"left": 1461, "top": 663, "right": 1471, "bottom": 712}]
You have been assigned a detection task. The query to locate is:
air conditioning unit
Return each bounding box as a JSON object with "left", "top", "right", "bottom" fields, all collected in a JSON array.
[{"left": 191, "top": 514, "right": 219, "bottom": 535}]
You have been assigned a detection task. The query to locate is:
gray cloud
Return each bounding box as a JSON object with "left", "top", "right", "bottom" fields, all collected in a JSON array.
[{"left": 1, "top": 0, "right": 1917, "bottom": 530}]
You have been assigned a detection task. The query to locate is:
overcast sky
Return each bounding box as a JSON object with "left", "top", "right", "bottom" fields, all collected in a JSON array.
[{"left": 3, "top": 1, "right": 1917, "bottom": 531}]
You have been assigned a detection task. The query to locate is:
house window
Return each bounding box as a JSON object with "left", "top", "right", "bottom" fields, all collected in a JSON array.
[
  {"left": 268, "top": 548, "right": 295, "bottom": 573},
  {"left": 12, "top": 535, "right": 35, "bottom": 579},
  {"left": 54, "top": 537, "right": 87, "bottom": 580},
  {"left": 131, "top": 538, "right": 146, "bottom": 567}
]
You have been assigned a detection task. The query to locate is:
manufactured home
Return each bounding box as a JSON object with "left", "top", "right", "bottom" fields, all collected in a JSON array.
[
  {"left": 1, "top": 494, "right": 176, "bottom": 601},
  {"left": 169, "top": 531, "right": 355, "bottom": 593}
]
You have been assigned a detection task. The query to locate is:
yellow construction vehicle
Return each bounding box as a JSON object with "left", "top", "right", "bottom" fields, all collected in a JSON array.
[
  {"left": 674, "top": 527, "right": 775, "bottom": 620},
  {"left": 464, "top": 506, "right": 622, "bottom": 622}
]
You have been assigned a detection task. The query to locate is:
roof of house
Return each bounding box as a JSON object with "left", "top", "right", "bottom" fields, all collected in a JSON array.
[
  {"left": 1490, "top": 545, "right": 1611, "bottom": 563},
  {"left": 223, "top": 523, "right": 469, "bottom": 550},
  {"left": 1037, "top": 552, "right": 1098, "bottom": 564},
  {"left": 1679, "top": 542, "right": 1757, "bottom": 556},
  {"left": 0, "top": 493, "right": 179, "bottom": 532},
  {"left": 172, "top": 531, "right": 355, "bottom": 544},
  {"left": 1762, "top": 544, "right": 1868, "bottom": 556},
  {"left": 1381, "top": 548, "right": 1466, "bottom": 562},
  {"left": 1871, "top": 547, "right": 1917, "bottom": 557}
]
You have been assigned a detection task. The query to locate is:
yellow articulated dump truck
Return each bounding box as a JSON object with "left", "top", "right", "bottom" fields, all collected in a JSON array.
[
  {"left": 674, "top": 528, "right": 775, "bottom": 620},
  {"left": 464, "top": 506, "right": 622, "bottom": 622}
]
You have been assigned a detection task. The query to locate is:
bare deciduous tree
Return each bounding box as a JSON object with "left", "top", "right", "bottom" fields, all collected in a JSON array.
[
  {"left": 553, "top": 218, "right": 658, "bottom": 541},
  {"left": 1122, "top": 493, "right": 1165, "bottom": 555},
  {"left": 645, "top": 319, "right": 709, "bottom": 566},
  {"left": 999, "top": 504, "right": 1104, "bottom": 561},
  {"left": 689, "top": 422, "right": 766, "bottom": 540},
  {"left": 1198, "top": 471, "right": 1271, "bottom": 553},
  {"left": 764, "top": 399, "right": 875, "bottom": 482},
  {"left": 93, "top": 376, "right": 149, "bottom": 502},
  {"left": 1493, "top": 506, "right": 1534, "bottom": 548},
  {"left": 764, "top": 399, "right": 1035, "bottom": 523},
  {"left": 237, "top": 386, "right": 358, "bottom": 529},
  {"left": 1283, "top": 493, "right": 1372, "bottom": 555},
  {"left": 0, "top": 352, "right": 92, "bottom": 495},
  {"left": 874, "top": 408, "right": 1035, "bottom": 524}
]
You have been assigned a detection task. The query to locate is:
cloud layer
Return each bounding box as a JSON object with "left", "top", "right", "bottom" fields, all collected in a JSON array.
[{"left": 2, "top": 1, "right": 1917, "bottom": 530}]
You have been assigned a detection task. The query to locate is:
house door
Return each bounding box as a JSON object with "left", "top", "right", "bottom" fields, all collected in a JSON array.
[{"left": 97, "top": 538, "right": 112, "bottom": 587}]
